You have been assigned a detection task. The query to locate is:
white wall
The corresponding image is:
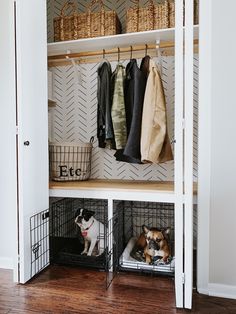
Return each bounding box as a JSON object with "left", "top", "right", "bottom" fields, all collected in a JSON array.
[
  {"left": 0, "top": 0, "right": 18, "bottom": 274},
  {"left": 198, "top": 0, "right": 236, "bottom": 299},
  {"left": 210, "top": 0, "right": 236, "bottom": 287}
]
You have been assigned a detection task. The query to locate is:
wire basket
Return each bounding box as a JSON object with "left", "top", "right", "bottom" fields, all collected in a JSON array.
[
  {"left": 126, "top": 0, "right": 169, "bottom": 33},
  {"left": 49, "top": 137, "right": 94, "bottom": 182}
]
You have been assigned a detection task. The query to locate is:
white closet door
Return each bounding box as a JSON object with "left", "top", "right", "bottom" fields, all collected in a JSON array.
[
  {"left": 174, "top": 0, "right": 184, "bottom": 308},
  {"left": 16, "top": 0, "right": 48, "bottom": 283},
  {"left": 184, "top": 0, "right": 194, "bottom": 309}
]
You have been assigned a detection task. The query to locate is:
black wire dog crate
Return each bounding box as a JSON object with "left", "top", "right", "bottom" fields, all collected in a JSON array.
[
  {"left": 113, "top": 201, "right": 175, "bottom": 276},
  {"left": 30, "top": 197, "right": 111, "bottom": 278},
  {"left": 49, "top": 198, "right": 109, "bottom": 270}
]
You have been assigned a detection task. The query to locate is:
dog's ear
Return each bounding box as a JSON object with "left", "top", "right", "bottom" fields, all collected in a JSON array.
[
  {"left": 142, "top": 225, "right": 150, "bottom": 234},
  {"left": 163, "top": 227, "right": 171, "bottom": 235},
  {"left": 75, "top": 208, "right": 82, "bottom": 217},
  {"left": 162, "top": 227, "right": 171, "bottom": 240}
]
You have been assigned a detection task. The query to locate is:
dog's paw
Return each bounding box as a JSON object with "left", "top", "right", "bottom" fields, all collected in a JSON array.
[{"left": 81, "top": 251, "right": 88, "bottom": 256}]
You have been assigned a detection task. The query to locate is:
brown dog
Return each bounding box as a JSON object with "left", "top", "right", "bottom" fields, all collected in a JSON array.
[{"left": 132, "top": 225, "right": 171, "bottom": 264}]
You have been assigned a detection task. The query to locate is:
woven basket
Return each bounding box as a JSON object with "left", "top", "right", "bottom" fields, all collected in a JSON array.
[
  {"left": 49, "top": 138, "right": 94, "bottom": 181},
  {"left": 126, "top": 0, "right": 169, "bottom": 33},
  {"left": 54, "top": 1, "right": 83, "bottom": 42},
  {"left": 85, "top": 0, "right": 121, "bottom": 38}
]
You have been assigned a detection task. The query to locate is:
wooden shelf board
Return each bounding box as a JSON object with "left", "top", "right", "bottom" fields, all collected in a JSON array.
[
  {"left": 49, "top": 179, "right": 197, "bottom": 194},
  {"left": 47, "top": 26, "right": 199, "bottom": 57}
]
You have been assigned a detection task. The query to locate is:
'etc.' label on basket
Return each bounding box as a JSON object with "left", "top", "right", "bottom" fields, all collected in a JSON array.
[{"left": 59, "top": 165, "right": 82, "bottom": 177}]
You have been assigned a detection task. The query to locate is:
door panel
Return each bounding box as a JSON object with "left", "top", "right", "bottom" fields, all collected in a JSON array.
[
  {"left": 16, "top": 0, "right": 48, "bottom": 283},
  {"left": 174, "top": 0, "right": 184, "bottom": 308},
  {"left": 184, "top": 0, "right": 194, "bottom": 309},
  {"left": 0, "top": 0, "right": 18, "bottom": 281}
]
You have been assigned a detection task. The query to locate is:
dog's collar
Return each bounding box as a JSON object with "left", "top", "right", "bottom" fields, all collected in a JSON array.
[{"left": 85, "top": 219, "right": 94, "bottom": 231}]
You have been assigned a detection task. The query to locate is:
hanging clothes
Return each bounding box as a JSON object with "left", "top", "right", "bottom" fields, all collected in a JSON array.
[
  {"left": 123, "top": 56, "right": 150, "bottom": 162},
  {"left": 111, "top": 64, "right": 127, "bottom": 150},
  {"left": 141, "top": 59, "right": 173, "bottom": 164},
  {"left": 97, "top": 61, "right": 116, "bottom": 149}
]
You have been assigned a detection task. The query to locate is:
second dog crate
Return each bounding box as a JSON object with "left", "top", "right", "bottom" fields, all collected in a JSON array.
[{"left": 113, "top": 201, "right": 175, "bottom": 276}]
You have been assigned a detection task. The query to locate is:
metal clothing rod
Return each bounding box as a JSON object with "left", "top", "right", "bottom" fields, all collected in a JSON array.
[
  {"left": 48, "top": 40, "right": 198, "bottom": 62},
  {"left": 48, "top": 40, "right": 198, "bottom": 67},
  {"left": 48, "top": 43, "right": 165, "bottom": 61}
]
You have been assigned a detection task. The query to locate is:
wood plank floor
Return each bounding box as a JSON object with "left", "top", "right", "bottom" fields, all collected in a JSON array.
[{"left": 1, "top": 267, "right": 236, "bottom": 314}]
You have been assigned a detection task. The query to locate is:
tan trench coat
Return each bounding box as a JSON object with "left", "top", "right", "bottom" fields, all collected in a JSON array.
[{"left": 141, "top": 59, "right": 173, "bottom": 164}]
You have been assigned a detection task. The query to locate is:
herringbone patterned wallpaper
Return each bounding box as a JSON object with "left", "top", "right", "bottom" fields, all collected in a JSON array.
[{"left": 48, "top": 56, "right": 198, "bottom": 181}]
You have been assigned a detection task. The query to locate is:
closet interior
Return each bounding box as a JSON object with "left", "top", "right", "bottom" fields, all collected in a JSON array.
[{"left": 30, "top": 0, "right": 198, "bottom": 309}]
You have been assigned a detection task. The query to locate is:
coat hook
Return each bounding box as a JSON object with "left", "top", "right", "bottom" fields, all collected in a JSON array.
[
  {"left": 145, "top": 44, "right": 148, "bottom": 56},
  {"left": 118, "top": 47, "right": 120, "bottom": 62},
  {"left": 103, "top": 49, "right": 105, "bottom": 59},
  {"left": 130, "top": 46, "right": 133, "bottom": 59}
]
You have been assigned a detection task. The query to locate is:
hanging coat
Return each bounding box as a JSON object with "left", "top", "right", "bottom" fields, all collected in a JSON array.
[
  {"left": 141, "top": 59, "right": 173, "bottom": 164},
  {"left": 111, "top": 64, "right": 127, "bottom": 150},
  {"left": 123, "top": 56, "right": 150, "bottom": 162},
  {"left": 97, "top": 61, "right": 116, "bottom": 149}
]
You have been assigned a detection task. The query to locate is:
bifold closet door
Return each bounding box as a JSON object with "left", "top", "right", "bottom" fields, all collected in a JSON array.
[
  {"left": 0, "top": 0, "right": 18, "bottom": 280},
  {"left": 174, "top": 0, "right": 184, "bottom": 309},
  {"left": 175, "top": 0, "right": 195, "bottom": 309},
  {"left": 16, "top": 0, "right": 49, "bottom": 283},
  {"left": 184, "top": 0, "right": 194, "bottom": 309}
]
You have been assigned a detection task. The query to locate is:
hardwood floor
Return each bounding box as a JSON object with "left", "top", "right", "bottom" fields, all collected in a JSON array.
[{"left": 0, "top": 267, "right": 236, "bottom": 314}]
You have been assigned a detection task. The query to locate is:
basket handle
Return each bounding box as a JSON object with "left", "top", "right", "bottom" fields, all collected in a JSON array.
[
  {"left": 59, "top": 1, "right": 78, "bottom": 41},
  {"left": 87, "top": 0, "right": 105, "bottom": 37},
  {"left": 133, "top": 0, "right": 155, "bottom": 32},
  {"left": 60, "top": 1, "right": 77, "bottom": 17}
]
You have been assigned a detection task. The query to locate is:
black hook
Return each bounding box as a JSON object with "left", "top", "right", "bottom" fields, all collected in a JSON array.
[
  {"left": 130, "top": 46, "right": 133, "bottom": 60},
  {"left": 145, "top": 44, "right": 148, "bottom": 56},
  {"left": 103, "top": 49, "right": 105, "bottom": 59},
  {"left": 118, "top": 47, "right": 120, "bottom": 62}
]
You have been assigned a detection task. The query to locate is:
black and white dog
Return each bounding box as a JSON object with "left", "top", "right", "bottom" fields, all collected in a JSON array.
[{"left": 75, "top": 208, "right": 105, "bottom": 256}]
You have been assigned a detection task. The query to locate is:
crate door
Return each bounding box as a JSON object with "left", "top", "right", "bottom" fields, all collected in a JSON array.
[{"left": 16, "top": 0, "right": 49, "bottom": 283}]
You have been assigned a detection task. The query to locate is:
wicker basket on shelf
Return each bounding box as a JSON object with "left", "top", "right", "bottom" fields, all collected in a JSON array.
[
  {"left": 126, "top": 0, "right": 169, "bottom": 33},
  {"left": 54, "top": 1, "right": 85, "bottom": 42},
  {"left": 54, "top": 0, "right": 121, "bottom": 42},
  {"left": 86, "top": 0, "right": 121, "bottom": 38}
]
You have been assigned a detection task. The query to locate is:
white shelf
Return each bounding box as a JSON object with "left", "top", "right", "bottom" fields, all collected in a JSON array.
[{"left": 47, "top": 26, "right": 199, "bottom": 57}]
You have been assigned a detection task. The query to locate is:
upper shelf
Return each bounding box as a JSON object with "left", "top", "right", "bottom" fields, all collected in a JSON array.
[{"left": 47, "top": 26, "right": 199, "bottom": 57}]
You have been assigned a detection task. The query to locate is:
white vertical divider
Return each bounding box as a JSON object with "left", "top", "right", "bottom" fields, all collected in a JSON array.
[
  {"left": 108, "top": 198, "right": 113, "bottom": 272},
  {"left": 174, "top": 0, "right": 184, "bottom": 308},
  {"left": 184, "top": 0, "right": 194, "bottom": 309}
]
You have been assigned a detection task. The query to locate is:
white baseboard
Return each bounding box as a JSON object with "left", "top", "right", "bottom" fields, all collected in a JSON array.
[
  {"left": 208, "top": 283, "right": 236, "bottom": 300},
  {"left": 0, "top": 257, "right": 13, "bottom": 270},
  {"left": 197, "top": 288, "right": 209, "bottom": 295}
]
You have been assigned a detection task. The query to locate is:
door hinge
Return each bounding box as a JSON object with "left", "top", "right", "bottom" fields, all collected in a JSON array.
[{"left": 182, "top": 273, "right": 185, "bottom": 284}]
